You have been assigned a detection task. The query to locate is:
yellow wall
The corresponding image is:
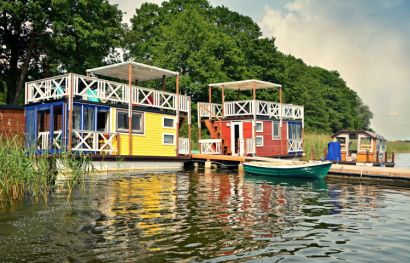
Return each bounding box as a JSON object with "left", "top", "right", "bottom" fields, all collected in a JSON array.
[{"left": 110, "top": 108, "right": 177, "bottom": 157}]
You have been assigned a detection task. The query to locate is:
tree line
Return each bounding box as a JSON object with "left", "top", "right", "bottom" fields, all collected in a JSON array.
[{"left": 0, "top": 0, "right": 373, "bottom": 133}]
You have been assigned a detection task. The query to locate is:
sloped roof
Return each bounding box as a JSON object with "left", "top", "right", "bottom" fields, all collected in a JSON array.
[
  {"left": 209, "top": 79, "right": 282, "bottom": 90},
  {"left": 86, "top": 61, "right": 178, "bottom": 81},
  {"left": 332, "top": 130, "right": 385, "bottom": 140}
]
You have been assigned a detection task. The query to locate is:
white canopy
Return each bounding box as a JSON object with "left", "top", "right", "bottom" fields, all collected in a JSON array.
[
  {"left": 86, "top": 61, "right": 179, "bottom": 81},
  {"left": 209, "top": 79, "right": 282, "bottom": 90}
]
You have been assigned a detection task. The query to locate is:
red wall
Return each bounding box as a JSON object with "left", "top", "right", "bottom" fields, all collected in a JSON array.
[
  {"left": 255, "top": 120, "right": 288, "bottom": 157},
  {"left": 0, "top": 109, "right": 25, "bottom": 137},
  {"left": 217, "top": 119, "right": 288, "bottom": 157}
]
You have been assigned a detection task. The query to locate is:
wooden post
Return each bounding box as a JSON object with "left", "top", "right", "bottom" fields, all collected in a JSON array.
[
  {"left": 67, "top": 73, "right": 73, "bottom": 152},
  {"left": 176, "top": 74, "right": 180, "bottom": 156},
  {"left": 162, "top": 75, "right": 166, "bottom": 91},
  {"left": 221, "top": 85, "right": 225, "bottom": 116},
  {"left": 279, "top": 85, "right": 283, "bottom": 155},
  {"left": 252, "top": 83, "right": 256, "bottom": 155},
  {"left": 385, "top": 152, "right": 388, "bottom": 163},
  {"left": 392, "top": 152, "right": 395, "bottom": 164},
  {"left": 188, "top": 96, "right": 192, "bottom": 156},
  {"left": 128, "top": 63, "right": 133, "bottom": 156},
  {"left": 208, "top": 86, "right": 212, "bottom": 120},
  {"left": 366, "top": 150, "right": 369, "bottom": 163}
]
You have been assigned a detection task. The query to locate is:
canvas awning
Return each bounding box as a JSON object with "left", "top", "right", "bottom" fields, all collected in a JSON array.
[
  {"left": 86, "top": 61, "right": 179, "bottom": 81},
  {"left": 209, "top": 79, "right": 282, "bottom": 90}
]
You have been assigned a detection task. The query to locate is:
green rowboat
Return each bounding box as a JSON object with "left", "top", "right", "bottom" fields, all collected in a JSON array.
[{"left": 243, "top": 161, "right": 332, "bottom": 179}]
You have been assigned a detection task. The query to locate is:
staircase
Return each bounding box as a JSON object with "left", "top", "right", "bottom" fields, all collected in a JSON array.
[{"left": 203, "top": 119, "right": 230, "bottom": 154}]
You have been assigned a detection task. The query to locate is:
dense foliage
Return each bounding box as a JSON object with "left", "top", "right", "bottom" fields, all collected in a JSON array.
[
  {"left": 0, "top": 0, "right": 123, "bottom": 104},
  {"left": 0, "top": 0, "right": 373, "bottom": 133},
  {"left": 126, "top": 0, "right": 372, "bottom": 133}
]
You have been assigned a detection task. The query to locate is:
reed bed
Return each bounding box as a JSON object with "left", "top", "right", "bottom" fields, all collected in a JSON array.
[
  {"left": 386, "top": 141, "right": 410, "bottom": 153},
  {"left": 302, "top": 133, "right": 331, "bottom": 161},
  {"left": 0, "top": 135, "right": 93, "bottom": 207}
]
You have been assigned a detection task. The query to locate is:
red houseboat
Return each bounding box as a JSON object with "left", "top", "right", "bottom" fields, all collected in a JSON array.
[{"left": 197, "top": 80, "right": 304, "bottom": 157}]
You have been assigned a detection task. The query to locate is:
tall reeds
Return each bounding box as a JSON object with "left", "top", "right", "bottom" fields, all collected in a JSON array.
[
  {"left": 0, "top": 135, "right": 93, "bottom": 207},
  {"left": 302, "top": 133, "right": 331, "bottom": 161}
]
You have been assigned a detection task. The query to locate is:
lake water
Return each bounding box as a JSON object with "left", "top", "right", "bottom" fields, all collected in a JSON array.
[
  {"left": 395, "top": 153, "right": 410, "bottom": 168},
  {"left": 1, "top": 170, "right": 410, "bottom": 262}
]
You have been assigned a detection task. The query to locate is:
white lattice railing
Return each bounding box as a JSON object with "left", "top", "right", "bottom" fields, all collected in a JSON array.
[
  {"left": 26, "top": 74, "right": 190, "bottom": 113},
  {"left": 178, "top": 137, "right": 190, "bottom": 155},
  {"left": 288, "top": 139, "right": 303, "bottom": 153},
  {"left": 198, "top": 100, "right": 303, "bottom": 120},
  {"left": 71, "top": 130, "right": 118, "bottom": 153},
  {"left": 197, "top": 102, "right": 223, "bottom": 118},
  {"left": 224, "top": 100, "right": 254, "bottom": 116},
  {"left": 244, "top": 138, "right": 256, "bottom": 155},
  {"left": 26, "top": 75, "right": 69, "bottom": 104},
  {"left": 199, "top": 139, "right": 222, "bottom": 155},
  {"left": 37, "top": 130, "right": 63, "bottom": 150}
]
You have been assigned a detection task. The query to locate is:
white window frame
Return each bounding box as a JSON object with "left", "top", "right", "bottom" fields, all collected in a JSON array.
[
  {"left": 116, "top": 109, "right": 145, "bottom": 134},
  {"left": 256, "top": 135, "right": 264, "bottom": 147},
  {"left": 162, "top": 116, "right": 176, "bottom": 129},
  {"left": 162, "top": 133, "right": 176, "bottom": 145},
  {"left": 272, "top": 121, "right": 281, "bottom": 140},
  {"left": 255, "top": 121, "right": 263, "bottom": 132}
]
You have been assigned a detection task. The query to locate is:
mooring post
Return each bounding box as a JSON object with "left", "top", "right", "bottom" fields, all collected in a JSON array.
[
  {"left": 205, "top": 160, "right": 212, "bottom": 174},
  {"left": 238, "top": 162, "right": 244, "bottom": 175}
]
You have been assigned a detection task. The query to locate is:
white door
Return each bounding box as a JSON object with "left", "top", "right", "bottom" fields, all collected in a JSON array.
[{"left": 231, "top": 121, "right": 244, "bottom": 156}]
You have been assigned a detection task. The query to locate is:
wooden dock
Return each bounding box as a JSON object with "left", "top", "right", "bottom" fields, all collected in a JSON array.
[
  {"left": 191, "top": 154, "right": 245, "bottom": 162},
  {"left": 330, "top": 164, "right": 410, "bottom": 180}
]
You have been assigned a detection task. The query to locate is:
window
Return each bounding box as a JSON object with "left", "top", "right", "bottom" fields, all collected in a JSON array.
[
  {"left": 116, "top": 110, "right": 144, "bottom": 133},
  {"left": 256, "top": 121, "right": 263, "bottom": 132},
  {"left": 163, "top": 133, "right": 175, "bottom": 145},
  {"left": 83, "top": 107, "right": 95, "bottom": 131},
  {"left": 163, "top": 117, "right": 175, "bottom": 128},
  {"left": 256, "top": 136, "right": 264, "bottom": 147},
  {"left": 272, "top": 121, "right": 280, "bottom": 139}
]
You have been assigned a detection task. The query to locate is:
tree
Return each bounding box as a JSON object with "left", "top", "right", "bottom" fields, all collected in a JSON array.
[
  {"left": 0, "top": 0, "right": 123, "bottom": 104},
  {"left": 126, "top": 0, "right": 373, "bottom": 132}
]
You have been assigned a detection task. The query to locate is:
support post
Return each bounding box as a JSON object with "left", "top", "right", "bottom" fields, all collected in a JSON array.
[
  {"left": 128, "top": 63, "right": 133, "bottom": 156},
  {"left": 279, "top": 85, "right": 283, "bottom": 155},
  {"left": 162, "top": 75, "right": 166, "bottom": 91},
  {"left": 188, "top": 96, "right": 192, "bottom": 156},
  {"left": 176, "top": 74, "right": 180, "bottom": 156},
  {"left": 252, "top": 83, "right": 256, "bottom": 155},
  {"left": 67, "top": 73, "right": 73, "bottom": 152},
  {"left": 208, "top": 86, "right": 212, "bottom": 120},
  {"left": 221, "top": 85, "right": 225, "bottom": 116}
]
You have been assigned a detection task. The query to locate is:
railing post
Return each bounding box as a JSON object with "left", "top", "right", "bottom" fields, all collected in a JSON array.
[{"left": 67, "top": 73, "right": 73, "bottom": 152}]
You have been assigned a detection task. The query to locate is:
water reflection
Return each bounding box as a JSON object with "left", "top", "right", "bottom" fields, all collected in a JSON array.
[{"left": 1, "top": 171, "right": 410, "bottom": 262}]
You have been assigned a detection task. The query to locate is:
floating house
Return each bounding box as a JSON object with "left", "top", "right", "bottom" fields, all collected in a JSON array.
[
  {"left": 196, "top": 80, "right": 304, "bottom": 157},
  {"left": 24, "top": 61, "right": 191, "bottom": 170},
  {"left": 331, "top": 130, "right": 386, "bottom": 164}
]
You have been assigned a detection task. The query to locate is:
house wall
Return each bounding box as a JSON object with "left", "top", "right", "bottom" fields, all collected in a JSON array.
[
  {"left": 255, "top": 120, "right": 288, "bottom": 157},
  {"left": 111, "top": 108, "right": 177, "bottom": 157},
  {"left": 0, "top": 108, "right": 25, "bottom": 136},
  {"left": 218, "top": 119, "right": 289, "bottom": 157}
]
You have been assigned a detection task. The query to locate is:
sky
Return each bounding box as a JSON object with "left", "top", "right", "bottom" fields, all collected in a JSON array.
[{"left": 110, "top": 0, "right": 410, "bottom": 140}]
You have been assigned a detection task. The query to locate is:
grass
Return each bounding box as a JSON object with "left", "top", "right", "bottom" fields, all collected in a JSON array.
[{"left": 0, "top": 135, "right": 93, "bottom": 207}]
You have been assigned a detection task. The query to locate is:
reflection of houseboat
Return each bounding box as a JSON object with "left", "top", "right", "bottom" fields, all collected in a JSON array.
[
  {"left": 24, "top": 61, "right": 191, "bottom": 171},
  {"left": 331, "top": 130, "right": 390, "bottom": 165},
  {"left": 196, "top": 80, "right": 304, "bottom": 157}
]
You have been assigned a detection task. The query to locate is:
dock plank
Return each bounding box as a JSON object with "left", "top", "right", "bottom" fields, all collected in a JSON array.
[{"left": 330, "top": 164, "right": 410, "bottom": 179}]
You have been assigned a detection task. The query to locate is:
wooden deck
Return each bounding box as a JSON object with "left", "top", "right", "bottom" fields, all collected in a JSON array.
[
  {"left": 191, "top": 154, "right": 245, "bottom": 162},
  {"left": 330, "top": 164, "right": 410, "bottom": 180}
]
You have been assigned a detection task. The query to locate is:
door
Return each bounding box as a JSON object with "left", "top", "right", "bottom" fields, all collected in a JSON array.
[
  {"left": 288, "top": 121, "right": 302, "bottom": 153},
  {"left": 231, "top": 121, "right": 244, "bottom": 156}
]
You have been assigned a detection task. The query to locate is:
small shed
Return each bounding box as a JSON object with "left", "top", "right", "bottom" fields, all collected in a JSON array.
[
  {"left": 0, "top": 105, "right": 25, "bottom": 137},
  {"left": 331, "top": 130, "right": 386, "bottom": 163}
]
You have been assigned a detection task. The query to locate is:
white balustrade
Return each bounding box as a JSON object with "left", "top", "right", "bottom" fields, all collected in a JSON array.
[
  {"left": 224, "top": 100, "right": 254, "bottom": 116},
  {"left": 244, "top": 138, "right": 256, "bottom": 155},
  {"left": 37, "top": 130, "right": 63, "bottom": 150},
  {"left": 178, "top": 138, "right": 190, "bottom": 155},
  {"left": 288, "top": 139, "right": 303, "bottom": 153},
  {"left": 71, "top": 130, "right": 118, "bottom": 153},
  {"left": 26, "top": 74, "right": 190, "bottom": 113},
  {"left": 26, "top": 75, "right": 69, "bottom": 104},
  {"left": 197, "top": 102, "right": 223, "bottom": 118},
  {"left": 199, "top": 139, "right": 222, "bottom": 155}
]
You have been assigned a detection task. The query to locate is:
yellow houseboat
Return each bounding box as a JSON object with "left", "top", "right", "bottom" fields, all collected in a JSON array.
[{"left": 24, "top": 61, "right": 191, "bottom": 171}]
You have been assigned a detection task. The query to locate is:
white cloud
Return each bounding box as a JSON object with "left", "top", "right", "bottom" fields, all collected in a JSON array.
[
  {"left": 110, "top": 0, "right": 165, "bottom": 23},
  {"left": 259, "top": 0, "right": 410, "bottom": 140}
]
